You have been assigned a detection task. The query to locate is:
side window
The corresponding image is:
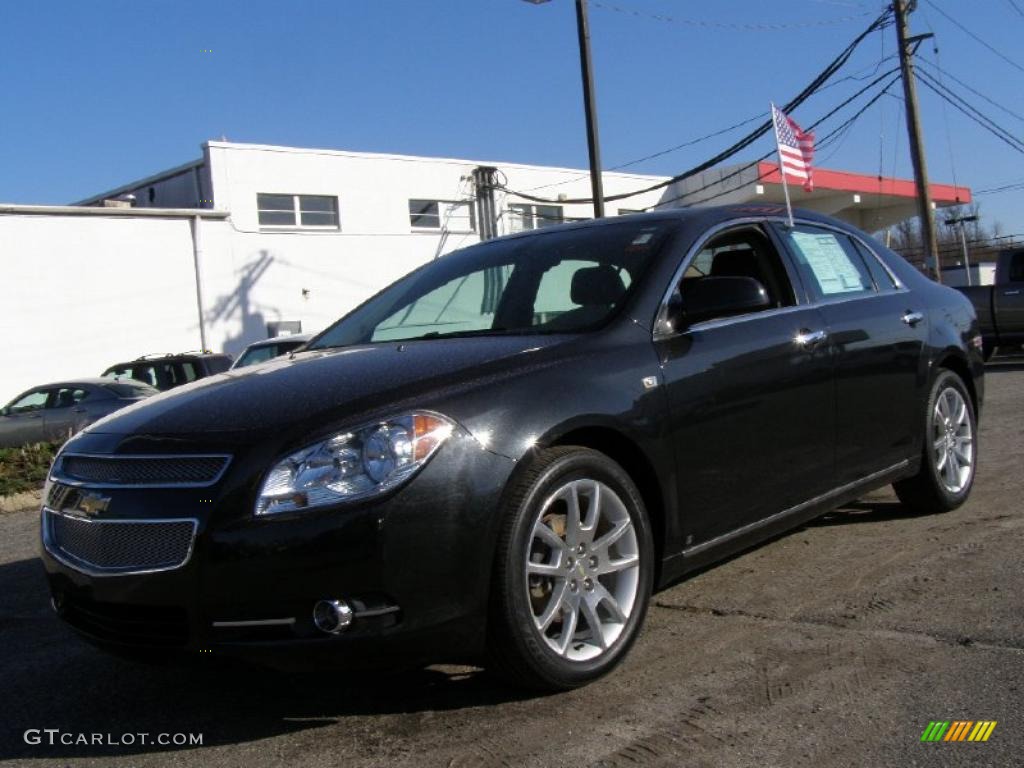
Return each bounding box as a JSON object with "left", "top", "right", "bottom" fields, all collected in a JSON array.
[
  {"left": 51, "top": 388, "right": 89, "bottom": 409},
  {"left": 851, "top": 239, "right": 899, "bottom": 291},
  {"left": 1008, "top": 251, "right": 1024, "bottom": 283},
  {"left": 533, "top": 259, "right": 631, "bottom": 326},
  {"left": 782, "top": 226, "right": 875, "bottom": 300},
  {"left": 680, "top": 226, "right": 797, "bottom": 315},
  {"left": 7, "top": 390, "right": 49, "bottom": 414},
  {"left": 181, "top": 362, "right": 199, "bottom": 383}
]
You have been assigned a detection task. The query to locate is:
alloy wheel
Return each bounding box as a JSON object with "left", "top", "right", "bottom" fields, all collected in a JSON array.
[
  {"left": 525, "top": 479, "right": 640, "bottom": 662},
  {"left": 933, "top": 386, "right": 974, "bottom": 494}
]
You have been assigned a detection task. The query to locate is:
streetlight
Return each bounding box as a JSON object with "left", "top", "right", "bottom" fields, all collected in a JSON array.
[
  {"left": 523, "top": 0, "right": 606, "bottom": 218},
  {"left": 944, "top": 214, "right": 978, "bottom": 286}
]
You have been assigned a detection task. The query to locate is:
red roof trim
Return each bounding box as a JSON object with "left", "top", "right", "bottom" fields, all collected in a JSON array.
[{"left": 757, "top": 162, "right": 970, "bottom": 204}]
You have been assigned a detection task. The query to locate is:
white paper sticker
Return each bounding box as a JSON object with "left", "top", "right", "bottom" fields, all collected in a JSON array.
[{"left": 790, "top": 232, "right": 867, "bottom": 295}]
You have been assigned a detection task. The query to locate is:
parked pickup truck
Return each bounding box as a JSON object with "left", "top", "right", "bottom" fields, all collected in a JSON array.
[{"left": 955, "top": 248, "right": 1024, "bottom": 359}]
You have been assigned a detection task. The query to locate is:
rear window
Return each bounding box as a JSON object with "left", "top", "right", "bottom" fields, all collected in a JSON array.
[{"left": 103, "top": 382, "right": 158, "bottom": 398}]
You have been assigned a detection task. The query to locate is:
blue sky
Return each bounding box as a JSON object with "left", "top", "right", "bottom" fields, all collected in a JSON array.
[{"left": 2, "top": 0, "right": 1022, "bottom": 233}]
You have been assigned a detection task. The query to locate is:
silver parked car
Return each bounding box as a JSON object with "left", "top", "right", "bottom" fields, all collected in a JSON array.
[
  {"left": 230, "top": 334, "right": 312, "bottom": 370},
  {"left": 0, "top": 378, "right": 157, "bottom": 448}
]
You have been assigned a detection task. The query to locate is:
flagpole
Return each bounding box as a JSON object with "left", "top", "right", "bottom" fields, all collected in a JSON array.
[{"left": 771, "top": 103, "right": 795, "bottom": 228}]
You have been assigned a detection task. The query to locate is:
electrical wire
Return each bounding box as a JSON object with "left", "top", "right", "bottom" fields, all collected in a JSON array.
[
  {"left": 975, "top": 180, "right": 1024, "bottom": 195},
  {"left": 915, "top": 69, "right": 1024, "bottom": 154},
  {"left": 652, "top": 76, "right": 901, "bottom": 210},
  {"left": 496, "top": 8, "right": 895, "bottom": 207},
  {"left": 590, "top": 0, "right": 874, "bottom": 30},
  {"left": 924, "top": 0, "right": 1024, "bottom": 74},
  {"left": 916, "top": 59, "right": 1024, "bottom": 125}
]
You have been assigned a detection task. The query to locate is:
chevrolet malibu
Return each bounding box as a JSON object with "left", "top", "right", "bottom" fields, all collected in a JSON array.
[{"left": 40, "top": 206, "right": 983, "bottom": 690}]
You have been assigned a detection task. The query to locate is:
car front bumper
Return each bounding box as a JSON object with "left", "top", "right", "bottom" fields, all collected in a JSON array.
[{"left": 39, "top": 433, "right": 516, "bottom": 669}]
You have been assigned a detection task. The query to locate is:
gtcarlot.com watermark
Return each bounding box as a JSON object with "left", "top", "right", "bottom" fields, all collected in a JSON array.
[{"left": 24, "top": 729, "right": 203, "bottom": 748}]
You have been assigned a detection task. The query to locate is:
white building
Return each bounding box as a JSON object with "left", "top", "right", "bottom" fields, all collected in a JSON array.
[{"left": 0, "top": 140, "right": 969, "bottom": 402}]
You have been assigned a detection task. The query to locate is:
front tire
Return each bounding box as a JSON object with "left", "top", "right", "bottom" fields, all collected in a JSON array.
[
  {"left": 893, "top": 369, "right": 977, "bottom": 513},
  {"left": 487, "top": 447, "right": 654, "bottom": 691}
]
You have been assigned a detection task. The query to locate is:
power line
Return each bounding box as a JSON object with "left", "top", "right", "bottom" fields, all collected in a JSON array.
[
  {"left": 975, "top": 179, "right": 1024, "bottom": 195},
  {"left": 924, "top": 0, "right": 1024, "bottom": 74},
  {"left": 1006, "top": 0, "right": 1024, "bottom": 18},
  {"left": 651, "top": 75, "right": 900, "bottom": 210},
  {"left": 915, "top": 68, "right": 1024, "bottom": 154},
  {"left": 519, "top": 54, "right": 900, "bottom": 196},
  {"left": 497, "top": 8, "right": 894, "bottom": 207},
  {"left": 916, "top": 58, "right": 1024, "bottom": 125},
  {"left": 589, "top": 0, "right": 874, "bottom": 30}
]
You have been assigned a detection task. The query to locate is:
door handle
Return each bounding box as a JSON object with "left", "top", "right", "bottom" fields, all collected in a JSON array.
[
  {"left": 901, "top": 310, "right": 924, "bottom": 326},
  {"left": 796, "top": 329, "right": 828, "bottom": 348},
  {"left": 1003, "top": 289, "right": 1021, "bottom": 296}
]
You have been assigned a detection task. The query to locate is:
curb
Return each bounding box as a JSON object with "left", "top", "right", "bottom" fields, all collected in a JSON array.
[{"left": 0, "top": 489, "right": 42, "bottom": 514}]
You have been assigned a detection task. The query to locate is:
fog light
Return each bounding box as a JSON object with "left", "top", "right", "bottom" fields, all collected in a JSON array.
[{"left": 313, "top": 599, "right": 353, "bottom": 634}]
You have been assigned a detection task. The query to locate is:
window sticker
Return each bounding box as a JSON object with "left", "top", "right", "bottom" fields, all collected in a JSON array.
[{"left": 790, "top": 231, "right": 868, "bottom": 295}]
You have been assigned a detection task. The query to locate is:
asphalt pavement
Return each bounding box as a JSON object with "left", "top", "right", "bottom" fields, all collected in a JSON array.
[{"left": 1, "top": 362, "right": 1021, "bottom": 768}]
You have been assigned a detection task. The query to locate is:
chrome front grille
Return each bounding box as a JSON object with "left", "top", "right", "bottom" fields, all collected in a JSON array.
[
  {"left": 44, "top": 510, "right": 197, "bottom": 575},
  {"left": 55, "top": 454, "right": 230, "bottom": 487}
]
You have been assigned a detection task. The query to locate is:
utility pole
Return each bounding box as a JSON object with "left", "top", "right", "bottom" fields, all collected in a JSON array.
[
  {"left": 945, "top": 213, "right": 978, "bottom": 286},
  {"left": 574, "top": 0, "right": 605, "bottom": 218},
  {"left": 894, "top": 0, "right": 942, "bottom": 282},
  {"left": 523, "top": 0, "right": 605, "bottom": 218}
]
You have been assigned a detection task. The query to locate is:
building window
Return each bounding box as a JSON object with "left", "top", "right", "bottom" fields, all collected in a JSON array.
[
  {"left": 509, "top": 203, "right": 564, "bottom": 233},
  {"left": 409, "top": 199, "right": 476, "bottom": 232},
  {"left": 257, "top": 193, "right": 339, "bottom": 229}
]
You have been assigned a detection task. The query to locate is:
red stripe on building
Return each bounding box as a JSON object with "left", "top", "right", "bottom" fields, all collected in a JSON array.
[{"left": 757, "top": 162, "right": 970, "bottom": 204}]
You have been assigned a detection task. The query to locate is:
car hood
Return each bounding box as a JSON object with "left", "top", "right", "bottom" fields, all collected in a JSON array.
[{"left": 81, "top": 336, "right": 573, "bottom": 444}]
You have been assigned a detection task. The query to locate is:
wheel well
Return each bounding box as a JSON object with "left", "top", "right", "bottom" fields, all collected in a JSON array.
[
  {"left": 936, "top": 353, "right": 977, "bottom": 414},
  {"left": 550, "top": 427, "right": 666, "bottom": 575}
]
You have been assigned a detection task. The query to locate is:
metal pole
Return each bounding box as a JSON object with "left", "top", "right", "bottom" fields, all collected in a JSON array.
[
  {"left": 894, "top": 0, "right": 942, "bottom": 282},
  {"left": 575, "top": 0, "right": 605, "bottom": 219},
  {"left": 190, "top": 215, "right": 209, "bottom": 351},
  {"left": 960, "top": 225, "right": 972, "bottom": 285}
]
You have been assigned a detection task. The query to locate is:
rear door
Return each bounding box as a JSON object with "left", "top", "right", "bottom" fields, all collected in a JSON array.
[
  {"left": 772, "top": 223, "right": 926, "bottom": 484},
  {"left": 0, "top": 389, "right": 51, "bottom": 447},
  {"left": 994, "top": 250, "right": 1024, "bottom": 338},
  {"left": 655, "top": 222, "right": 835, "bottom": 546},
  {"left": 43, "top": 386, "right": 90, "bottom": 441}
]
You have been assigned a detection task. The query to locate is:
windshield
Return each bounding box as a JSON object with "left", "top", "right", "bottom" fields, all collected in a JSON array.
[
  {"left": 233, "top": 341, "right": 304, "bottom": 369},
  {"left": 309, "top": 220, "right": 674, "bottom": 348},
  {"left": 103, "top": 382, "right": 159, "bottom": 399}
]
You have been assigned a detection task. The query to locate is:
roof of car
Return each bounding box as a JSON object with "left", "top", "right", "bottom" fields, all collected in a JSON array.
[
  {"left": 21, "top": 377, "right": 143, "bottom": 391},
  {"left": 465, "top": 204, "right": 850, "bottom": 246}
]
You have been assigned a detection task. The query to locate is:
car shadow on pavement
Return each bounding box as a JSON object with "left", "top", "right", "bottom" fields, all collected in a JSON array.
[
  {"left": 0, "top": 556, "right": 536, "bottom": 760},
  {"left": 808, "top": 499, "right": 925, "bottom": 527}
]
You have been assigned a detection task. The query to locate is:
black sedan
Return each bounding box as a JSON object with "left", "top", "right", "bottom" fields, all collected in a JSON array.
[
  {"left": 0, "top": 378, "right": 157, "bottom": 448},
  {"left": 40, "top": 206, "right": 983, "bottom": 690}
]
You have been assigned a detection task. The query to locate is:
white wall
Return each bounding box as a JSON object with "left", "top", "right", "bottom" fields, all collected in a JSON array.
[
  {"left": 195, "top": 142, "right": 672, "bottom": 356},
  {"left": 0, "top": 212, "right": 212, "bottom": 402},
  {"left": 2, "top": 143, "right": 675, "bottom": 400}
]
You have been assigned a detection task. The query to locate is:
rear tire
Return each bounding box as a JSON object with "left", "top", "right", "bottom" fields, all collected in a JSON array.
[
  {"left": 487, "top": 447, "right": 653, "bottom": 691},
  {"left": 893, "top": 369, "right": 977, "bottom": 514}
]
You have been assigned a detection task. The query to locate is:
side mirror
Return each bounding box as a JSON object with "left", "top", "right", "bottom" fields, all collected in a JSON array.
[{"left": 681, "top": 276, "right": 771, "bottom": 327}]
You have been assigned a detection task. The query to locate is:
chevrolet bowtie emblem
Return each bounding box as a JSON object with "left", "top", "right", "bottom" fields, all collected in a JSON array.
[{"left": 74, "top": 491, "right": 111, "bottom": 517}]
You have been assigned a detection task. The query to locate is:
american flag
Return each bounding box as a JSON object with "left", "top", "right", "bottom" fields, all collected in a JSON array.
[{"left": 771, "top": 105, "right": 815, "bottom": 192}]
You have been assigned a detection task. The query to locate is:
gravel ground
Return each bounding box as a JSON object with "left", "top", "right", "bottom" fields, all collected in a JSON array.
[{"left": 1, "top": 363, "right": 1021, "bottom": 767}]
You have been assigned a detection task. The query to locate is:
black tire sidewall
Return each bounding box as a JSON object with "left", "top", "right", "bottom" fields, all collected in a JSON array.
[{"left": 498, "top": 449, "right": 654, "bottom": 688}]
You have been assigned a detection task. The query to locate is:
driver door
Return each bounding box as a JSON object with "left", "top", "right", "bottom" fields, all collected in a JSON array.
[{"left": 654, "top": 223, "right": 835, "bottom": 547}]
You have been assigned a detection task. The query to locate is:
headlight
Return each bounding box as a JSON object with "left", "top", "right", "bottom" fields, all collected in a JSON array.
[{"left": 255, "top": 411, "right": 455, "bottom": 515}]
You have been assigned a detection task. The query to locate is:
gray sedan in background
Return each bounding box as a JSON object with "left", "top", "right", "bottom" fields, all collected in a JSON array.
[{"left": 0, "top": 378, "right": 157, "bottom": 448}]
